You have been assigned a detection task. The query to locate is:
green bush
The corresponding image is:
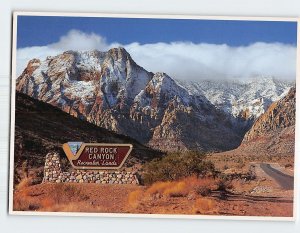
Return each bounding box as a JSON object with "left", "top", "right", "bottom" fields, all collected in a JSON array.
[{"left": 142, "top": 151, "right": 215, "bottom": 185}]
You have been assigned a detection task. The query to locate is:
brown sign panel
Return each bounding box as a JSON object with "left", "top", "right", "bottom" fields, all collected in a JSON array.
[{"left": 63, "top": 143, "right": 133, "bottom": 170}]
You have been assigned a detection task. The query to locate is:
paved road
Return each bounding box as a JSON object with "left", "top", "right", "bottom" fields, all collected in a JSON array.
[{"left": 260, "top": 163, "right": 294, "bottom": 190}]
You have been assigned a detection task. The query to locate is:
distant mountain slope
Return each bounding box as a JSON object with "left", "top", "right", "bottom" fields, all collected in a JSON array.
[
  {"left": 213, "top": 87, "right": 295, "bottom": 160},
  {"left": 14, "top": 92, "right": 163, "bottom": 183},
  {"left": 243, "top": 87, "right": 295, "bottom": 142},
  {"left": 177, "top": 77, "right": 293, "bottom": 123},
  {"left": 16, "top": 47, "right": 243, "bottom": 152}
]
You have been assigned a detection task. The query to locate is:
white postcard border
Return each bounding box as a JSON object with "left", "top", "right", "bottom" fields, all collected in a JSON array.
[{"left": 9, "top": 11, "right": 300, "bottom": 221}]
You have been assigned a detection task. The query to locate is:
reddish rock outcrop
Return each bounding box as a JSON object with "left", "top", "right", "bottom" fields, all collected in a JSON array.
[{"left": 243, "top": 87, "right": 295, "bottom": 142}]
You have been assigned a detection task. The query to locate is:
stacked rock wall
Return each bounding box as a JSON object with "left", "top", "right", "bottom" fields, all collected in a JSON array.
[{"left": 43, "top": 153, "right": 139, "bottom": 185}]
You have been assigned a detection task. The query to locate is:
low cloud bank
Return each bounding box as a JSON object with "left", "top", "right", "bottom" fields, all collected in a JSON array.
[{"left": 17, "top": 30, "right": 296, "bottom": 80}]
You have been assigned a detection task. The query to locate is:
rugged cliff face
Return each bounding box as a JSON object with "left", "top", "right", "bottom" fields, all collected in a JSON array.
[
  {"left": 233, "top": 87, "right": 296, "bottom": 159},
  {"left": 243, "top": 87, "right": 295, "bottom": 142},
  {"left": 16, "top": 47, "right": 243, "bottom": 152},
  {"left": 134, "top": 72, "right": 242, "bottom": 151},
  {"left": 211, "top": 88, "right": 295, "bottom": 163}
]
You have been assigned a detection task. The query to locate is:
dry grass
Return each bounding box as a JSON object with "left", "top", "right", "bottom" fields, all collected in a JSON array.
[
  {"left": 49, "top": 183, "right": 89, "bottom": 205},
  {"left": 128, "top": 190, "right": 144, "bottom": 208},
  {"left": 145, "top": 176, "right": 217, "bottom": 197},
  {"left": 13, "top": 177, "right": 39, "bottom": 211},
  {"left": 13, "top": 183, "right": 90, "bottom": 211},
  {"left": 15, "top": 177, "right": 33, "bottom": 191},
  {"left": 162, "top": 181, "right": 188, "bottom": 197},
  {"left": 13, "top": 192, "right": 39, "bottom": 211},
  {"left": 41, "top": 202, "right": 104, "bottom": 212},
  {"left": 13, "top": 189, "right": 90, "bottom": 212},
  {"left": 145, "top": 181, "right": 188, "bottom": 198},
  {"left": 13, "top": 188, "right": 52, "bottom": 211},
  {"left": 14, "top": 182, "right": 138, "bottom": 213},
  {"left": 192, "top": 198, "right": 218, "bottom": 214},
  {"left": 127, "top": 176, "right": 218, "bottom": 210},
  {"left": 13, "top": 179, "right": 293, "bottom": 216}
]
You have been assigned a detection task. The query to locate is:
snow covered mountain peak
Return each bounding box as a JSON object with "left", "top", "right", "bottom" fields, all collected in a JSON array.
[
  {"left": 150, "top": 73, "right": 191, "bottom": 102},
  {"left": 99, "top": 48, "right": 153, "bottom": 106},
  {"left": 177, "top": 76, "right": 293, "bottom": 120},
  {"left": 133, "top": 72, "right": 194, "bottom": 110},
  {"left": 16, "top": 47, "right": 295, "bottom": 152}
]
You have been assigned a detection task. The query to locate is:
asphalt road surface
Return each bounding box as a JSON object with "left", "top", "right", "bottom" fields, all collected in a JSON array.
[{"left": 260, "top": 163, "right": 294, "bottom": 190}]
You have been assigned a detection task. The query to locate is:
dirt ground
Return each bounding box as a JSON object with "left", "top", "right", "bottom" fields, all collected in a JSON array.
[
  {"left": 13, "top": 180, "right": 293, "bottom": 217},
  {"left": 13, "top": 183, "right": 138, "bottom": 213}
]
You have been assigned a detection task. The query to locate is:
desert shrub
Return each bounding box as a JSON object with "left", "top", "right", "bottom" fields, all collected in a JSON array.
[
  {"left": 285, "top": 163, "right": 293, "bottom": 169},
  {"left": 142, "top": 151, "right": 215, "bottom": 184},
  {"left": 195, "top": 186, "right": 211, "bottom": 197},
  {"left": 216, "top": 176, "right": 233, "bottom": 192},
  {"left": 217, "top": 179, "right": 228, "bottom": 191},
  {"left": 187, "top": 177, "right": 215, "bottom": 196}
]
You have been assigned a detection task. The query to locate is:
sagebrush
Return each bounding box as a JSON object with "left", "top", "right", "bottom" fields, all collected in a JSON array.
[{"left": 142, "top": 151, "right": 215, "bottom": 184}]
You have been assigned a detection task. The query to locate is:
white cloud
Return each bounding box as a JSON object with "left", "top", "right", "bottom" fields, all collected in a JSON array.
[
  {"left": 125, "top": 42, "right": 296, "bottom": 80},
  {"left": 16, "top": 30, "right": 113, "bottom": 76},
  {"left": 17, "top": 30, "right": 296, "bottom": 80},
  {"left": 50, "top": 30, "right": 110, "bottom": 51}
]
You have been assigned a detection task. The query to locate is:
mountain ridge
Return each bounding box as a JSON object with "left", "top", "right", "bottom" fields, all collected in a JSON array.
[
  {"left": 243, "top": 87, "right": 296, "bottom": 142},
  {"left": 177, "top": 77, "right": 293, "bottom": 121},
  {"left": 213, "top": 86, "right": 296, "bottom": 162},
  {"left": 16, "top": 47, "right": 294, "bottom": 152}
]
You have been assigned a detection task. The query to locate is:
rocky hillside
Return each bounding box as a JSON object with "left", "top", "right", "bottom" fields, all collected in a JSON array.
[
  {"left": 217, "top": 87, "right": 295, "bottom": 161},
  {"left": 16, "top": 47, "right": 243, "bottom": 152},
  {"left": 14, "top": 92, "right": 163, "bottom": 184},
  {"left": 243, "top": 87, "right": 296, "bottom": 142},
  {"left": 211, "top": 87, "right": 295, "bottom": 165}
]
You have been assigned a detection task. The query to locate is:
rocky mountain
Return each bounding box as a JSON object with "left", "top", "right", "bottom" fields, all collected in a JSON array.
[
  {"left": 177, "top": 77, "right": 293, "bottom": 126},
  {"left": 14, "top": 92, "right": 163, "bottom": 184},
  {"left": 215, "top": 87, "right": 296, "bottom": 160},
  {"left": 133, "top": 72, "right": 242, "bottom": 152},
  {"left": 16, "top": 47, "right": 243, "bottom": 152},
  {"left": 243, "top": 87, "right": 295, "bottom": 142}
]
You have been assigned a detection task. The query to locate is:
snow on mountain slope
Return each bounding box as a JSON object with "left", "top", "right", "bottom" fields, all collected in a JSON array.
[
  {"left": 16, "top": 47, "right": 295, "bottom": 152},
  {"left": 134, "top": 72, "right": 196, "bottom": 108},
  {"left": 16, "top": 47, "right": 243, "bottom": 152},
  {"left": 75, "top": 50, "right": 105, "bottom": 72},
  {"left": 99, "top": 47, "right": 153, "bottom": 107},
  {"left": 177, "top": 77, "right": 293, "bottom": 121}
]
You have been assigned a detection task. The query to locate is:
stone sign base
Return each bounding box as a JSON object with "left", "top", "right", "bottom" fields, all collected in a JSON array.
[{"left": 43, "top": 153, "right": 139, "bottom": 185}]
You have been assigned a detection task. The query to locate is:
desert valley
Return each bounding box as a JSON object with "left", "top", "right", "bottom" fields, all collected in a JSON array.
[{"left": 13, "top": 47, "right": 295, "bottom": 217}]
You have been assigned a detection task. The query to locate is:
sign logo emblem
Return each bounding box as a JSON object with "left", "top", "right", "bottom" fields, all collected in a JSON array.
[
  {"left": 67, "top": 142, "right": 83, "bottom": 155},
  {"left": 63, "top": 143, "right": 133, "bottom": 170}
]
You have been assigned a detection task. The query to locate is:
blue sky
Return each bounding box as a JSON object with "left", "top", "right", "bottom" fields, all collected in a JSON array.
[
  {"left": 17, "top": 16, "right": 297, "bottom": 48},
  {"left": 16, "top": 16, "right": 297, "bottom": 80}
]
